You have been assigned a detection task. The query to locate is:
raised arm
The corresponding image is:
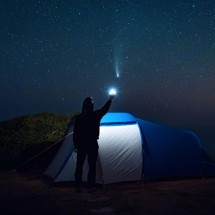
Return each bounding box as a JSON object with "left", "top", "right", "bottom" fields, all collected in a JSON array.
[{"left": 97, "top": 96, "right": 114, "bottom": 118}]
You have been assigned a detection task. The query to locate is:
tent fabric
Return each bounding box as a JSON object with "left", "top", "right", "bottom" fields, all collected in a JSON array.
[
  {"left": 44, "top": 112, "right": 215, "bottom": 184},
  {"left": 100, "top": 112, "right": 137, "bottom": 125},
  {"left": 136, "top": 119, "right": 203, "bottom": 180},
  {"left": 95, "top": 124, "right": 142, "bottom": 184},
  {"left": 44, "top": 124, "right": 75, "bottom": 179}
]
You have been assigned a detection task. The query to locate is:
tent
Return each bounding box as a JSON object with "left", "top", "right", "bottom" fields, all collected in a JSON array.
[{"left": 45, "top": 112, "right": 215, "bottom": 184}]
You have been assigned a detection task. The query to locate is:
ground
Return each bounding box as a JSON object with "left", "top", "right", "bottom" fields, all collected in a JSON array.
[{"left": 1, "top": 172, "right": 215, "bottom": 215}]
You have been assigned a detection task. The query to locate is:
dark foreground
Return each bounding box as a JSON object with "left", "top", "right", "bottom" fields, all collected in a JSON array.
[{"left": 1, "top": 172, "right": 215, "bottom": 215}]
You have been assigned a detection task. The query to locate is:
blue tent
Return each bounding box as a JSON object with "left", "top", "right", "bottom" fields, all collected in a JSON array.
[{"left": 45, "top": 112, "right": 215, "bottom": 183}]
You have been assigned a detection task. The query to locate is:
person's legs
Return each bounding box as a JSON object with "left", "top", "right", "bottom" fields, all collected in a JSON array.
[
  {"left": 87, "top": 146, "right": 98, "bottom": 189},
  {"left": 75, "top": 148, "right": 87, "bottom": 191}
]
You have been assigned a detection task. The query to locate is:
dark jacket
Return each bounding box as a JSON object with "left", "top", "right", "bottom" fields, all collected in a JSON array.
[{"left": 73, "top": 99, "right": 112, "bottom": 149}]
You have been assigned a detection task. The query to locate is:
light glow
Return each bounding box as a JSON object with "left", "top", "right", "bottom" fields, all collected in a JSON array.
[{"left": 109, "top": 88, "right": 117, "bottom": 96}]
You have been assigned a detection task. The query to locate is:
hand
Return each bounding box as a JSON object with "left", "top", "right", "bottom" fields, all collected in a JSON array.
[{"left": 109, "top": 95, "right": 115, "bottom": 100}]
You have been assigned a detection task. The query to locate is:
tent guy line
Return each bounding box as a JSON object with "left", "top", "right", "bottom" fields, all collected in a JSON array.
[{"left": 13, "top": 132, "right": 74, "bottom": 172}]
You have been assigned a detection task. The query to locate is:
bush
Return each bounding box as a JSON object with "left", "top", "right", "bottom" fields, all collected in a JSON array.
[{"left": 0, "top": 112, "right": 78, "bottom": 170}]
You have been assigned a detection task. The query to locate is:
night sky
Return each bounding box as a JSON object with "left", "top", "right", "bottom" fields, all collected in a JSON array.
[{"left": 1, "top": 0, "right": 215, "bottom": 127}]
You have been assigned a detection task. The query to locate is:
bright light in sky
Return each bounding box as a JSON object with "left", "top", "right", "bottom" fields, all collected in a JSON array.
[
  {"left": 115, "top": 64, "right": 120, "bottom": 78},
  {"left": 115, "top": 55, "right": 120, "bottom": 78},
  {"left": 109, "top": 88, "right": 117, "bottom": 96}
]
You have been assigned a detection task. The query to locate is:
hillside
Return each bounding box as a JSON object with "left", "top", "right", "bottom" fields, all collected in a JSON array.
[{"left": 0, "top": 112, "right": 78, "bottom": 171}]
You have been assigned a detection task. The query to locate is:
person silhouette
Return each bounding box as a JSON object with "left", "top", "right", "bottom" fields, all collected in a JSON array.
[{"left": 73, "top": 95, "right": 114, "bottom": 192}]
